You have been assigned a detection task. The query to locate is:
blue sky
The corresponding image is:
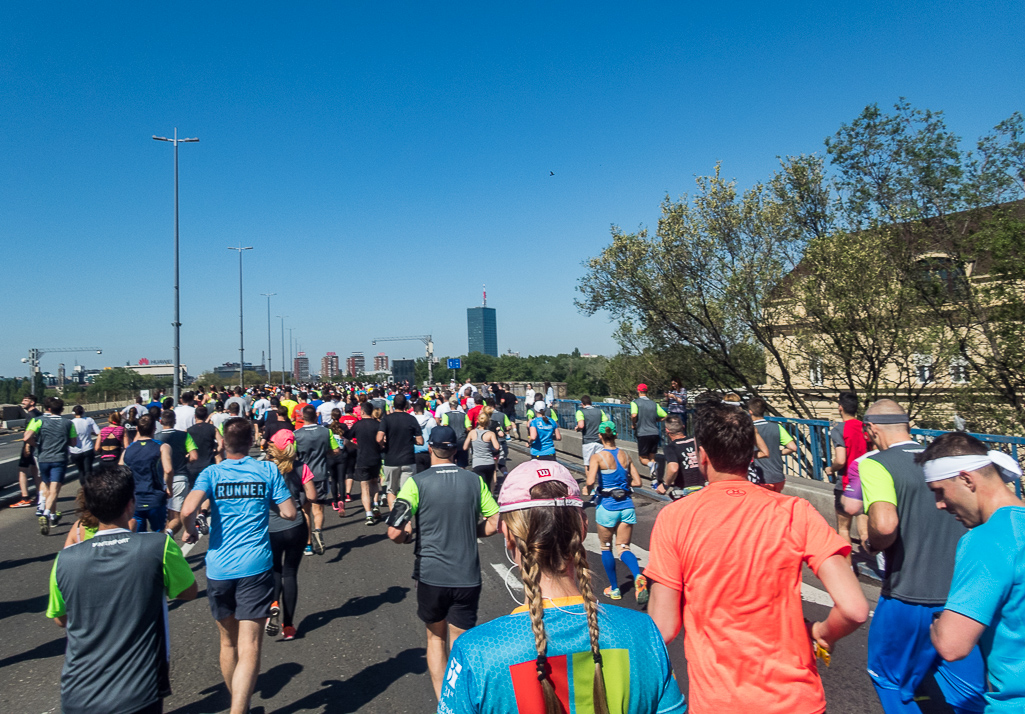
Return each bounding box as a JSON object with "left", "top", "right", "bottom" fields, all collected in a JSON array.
[{"left": 2, "top": 1, "right": 1022, "bottom": 379}]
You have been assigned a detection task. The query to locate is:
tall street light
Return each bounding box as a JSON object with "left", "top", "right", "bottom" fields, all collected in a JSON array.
[
  {"left": 261, "top": 293, "right": 276, "bottom": 384},
  {"left": 288, "top": 328, "right": 295, "bottom": 384},
  {"left": 228, "top": 244, "right": 253, "bottom": 389},
  {"left": 153, "top": 128, "right": 199, "bottom": 406},
  {"left": 277, "top": 315, "right": 288, "bottom": 385}
]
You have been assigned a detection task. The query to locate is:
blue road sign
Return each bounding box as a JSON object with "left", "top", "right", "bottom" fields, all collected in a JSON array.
[{"left": 447, "top": 358, "right": 462, "bottom": 370}]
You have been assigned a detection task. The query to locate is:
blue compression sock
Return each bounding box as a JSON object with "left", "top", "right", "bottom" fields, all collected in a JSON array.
[
  {"left": 601, "top": 550, "right": 619, "bottom": 590},
  {"left": 620, "top": 550, "right": 642, "bottom": 579}
]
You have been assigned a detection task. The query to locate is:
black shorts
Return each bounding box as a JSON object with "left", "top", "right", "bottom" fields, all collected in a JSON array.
[
  {"left": 207, "top": 569, "right": 274, "bottom": 621},
  {"left": 311, "top": 478, "right": 333, "bottom": 504},
  {"left": 637, "top": 435, "right": 661, "bottom": 458},
  {"left": 19, "top": 452, "right": 35, "bottom": 468},
  {"left": 416, "top": 581, "right": 482, "bottom": 630},
  {"left": 354, "top": 464, "right": 380, "bottom": 482},
  {"left": 834, "top": 489, "right": 844, "bottom": 513}
]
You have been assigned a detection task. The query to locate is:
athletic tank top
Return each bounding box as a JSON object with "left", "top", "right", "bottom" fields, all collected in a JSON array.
[
  {"left": 597, "top": 448, "right": 633, "bottom": 511},
  {"left": 123, "top": 440, "right": 166, "bottom": 508},
  {"left": 470, "top": 430, "right": 494, "bottom": 468}
]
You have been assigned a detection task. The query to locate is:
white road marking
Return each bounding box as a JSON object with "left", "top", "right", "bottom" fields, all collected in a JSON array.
[
  {"left": 491, "top": 562, "right": 523, "bottom": 590},
  {"left": 801, "top": 582, "right": 834, "bottom": 608}
]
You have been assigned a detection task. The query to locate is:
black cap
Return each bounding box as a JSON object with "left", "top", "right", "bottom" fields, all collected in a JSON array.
[{"left": 428, "top": 425, "right": 458, "bottom": 449}]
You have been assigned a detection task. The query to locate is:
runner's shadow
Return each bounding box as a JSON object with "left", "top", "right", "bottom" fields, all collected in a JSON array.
[
  {"left": 0, "top": 637, "right": 65, "bottom": 668},
  {"left": 297, "top": 585, "right": 409, "bottom": 635},
  {"left": 166, "top": 681, "right": 230, "bottom": 714},
  {"left": 271, "top": 647, "right": 428, "bottom": 713},
  {"left": 168, "top": 589, "right": 205, "bottom": 612},
  {"left": 255, "top": 661, "right": 303, "bottom": 700},
  {"left": 0, "top": 593, "right": 48, "bottom": 621},
  {"left": 0, "top": 552, "right": 57, "bottom": 571},
  {"left": 325, "top": 532, "right": 388, "bottom": 563}
]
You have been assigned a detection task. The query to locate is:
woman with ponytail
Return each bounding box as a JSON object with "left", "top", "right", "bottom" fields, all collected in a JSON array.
[
  {"left": 528, "top": 401, "right": 561, "bottom": 461},
  {"left": 437, "top": 460, "right": 685, "bottom": 714}
]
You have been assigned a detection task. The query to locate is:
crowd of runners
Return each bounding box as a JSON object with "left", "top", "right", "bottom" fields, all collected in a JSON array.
[{"left": 9, "top": 378, "right": 1024, "bottom": 713}]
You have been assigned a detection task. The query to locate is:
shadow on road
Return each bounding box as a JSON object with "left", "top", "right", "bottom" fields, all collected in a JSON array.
[
  {"left": 0, "top": 637, "right": 65, "bottom": 668},
  {"left": 0, "top": 593, "right": 48, "bottom": 621},
  {"left": 167, "top": 681, "right": 231, "bottom": 714},
  {"left": 298, "top": 585, "right": 410, "bottom": 635},
  {"left": 256, "top": 661, "right": 304, "bottom": 700},
  {"left": 270, "top": 646, "right": 428, "bottom": 713},
  {"left": 325, "top": 532, "right": 388, "bottom": 564},
  {"left": 0, "top": 552, "right": 57, "bottom": 571}
]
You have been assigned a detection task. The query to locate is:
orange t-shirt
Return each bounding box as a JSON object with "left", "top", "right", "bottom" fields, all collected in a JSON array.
[{"left": 644, "top": 479, "right": 850, "bottom": 714}]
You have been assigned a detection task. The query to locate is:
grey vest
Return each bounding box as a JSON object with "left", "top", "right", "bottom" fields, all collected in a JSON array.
[
  {"left": 36, "top": 413, "right": 72, "bottom": 463},
  {"left": 869, "top": 443, "right": 967, "bottom": 604},
  {"left": 633, "top": 397, "right": 660, "bottom": 437},
  {"left": 753, "top": 420, "right": 786, "bottom": 485},
  {"left": 294, "top": 424, "right": 332, "bottom": 481},
  {"left": 55, "top": 531, "right": 172, "bottom": 713},
  {"left": 580, "top": 406, "right": 604, "bottom": 444},
  {"left": 410, "top": 465, "right": 486, "bottom": 588}
]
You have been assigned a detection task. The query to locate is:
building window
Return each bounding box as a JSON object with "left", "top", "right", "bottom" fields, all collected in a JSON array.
[
  {"left": 809, "top": 358, "right": 824, "bottom": 387},
  {"left": 949, "top": 357, "right": 970, "bottom": 385},
  {"left": 914, "top": 354, "right": 935, "bottom": 385},
  {"left": 914, "top": 256, "right": 968, "bottom": 303}
]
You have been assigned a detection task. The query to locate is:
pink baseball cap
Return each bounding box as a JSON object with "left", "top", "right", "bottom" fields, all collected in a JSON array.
[
  {"left": 497, "top": 460, "right": 583, "bottom": 513},
  {"left": 637, "top": 383, "right": 648, "bottom": 392},
  {"left": 270, "top": 429, "right": 295, "bottom": 450}
]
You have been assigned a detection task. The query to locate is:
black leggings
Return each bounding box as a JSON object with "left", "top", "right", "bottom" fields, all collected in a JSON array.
[
  {"left": 71, "top": 450, "right": 94, "bottom": 481},
  {"left": 473, "top": 464, "right": 496, "bottom": 491},
  {"left": 270, "top": 523, "right": 308, "bottom": 627}
]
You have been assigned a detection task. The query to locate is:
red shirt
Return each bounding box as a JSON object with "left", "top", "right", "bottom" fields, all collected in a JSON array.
[
  {"left": 645, "top": 480, "right": 850, "bottom": 714},
  {"left": 841, "top": 419, "right": 870, "bottom": 488},
  {"left": 467, "top": 405, "right": 483, "bottom": 428}
]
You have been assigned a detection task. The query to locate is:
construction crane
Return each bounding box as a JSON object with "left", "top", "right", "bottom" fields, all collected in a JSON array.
[
  {"left": 22, "top": 347, "right": 103, "bottom": 386},
  {"left": 371, "top": 335, "right": 435, "bottom": 385}
]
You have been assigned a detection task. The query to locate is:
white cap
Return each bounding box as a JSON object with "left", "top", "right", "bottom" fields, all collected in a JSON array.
[{"left": 534, "top": 400, "right": 546, "bottom": 412}]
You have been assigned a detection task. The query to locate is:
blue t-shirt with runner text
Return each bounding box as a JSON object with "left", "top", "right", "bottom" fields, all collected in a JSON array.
[{"left": 192, "top": 457, "right": 291, "bottom": 580}]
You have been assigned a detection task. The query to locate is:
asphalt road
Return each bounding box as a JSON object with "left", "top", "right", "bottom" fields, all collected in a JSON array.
[{"left": 0, "top": 443, "right": 928, "bottom": 714}]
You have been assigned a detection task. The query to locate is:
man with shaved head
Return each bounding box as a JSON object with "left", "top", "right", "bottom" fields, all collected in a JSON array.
[{"left": 859, "top": 400, "right": 986, "bottom": 713}]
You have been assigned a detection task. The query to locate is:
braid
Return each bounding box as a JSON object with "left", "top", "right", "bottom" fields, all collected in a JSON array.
[
  {"left": 570, "top": 528, "right": 611, "bottom": 714},
  {"left": 517, "top": 538, "right": 561, "bottom": 714}
]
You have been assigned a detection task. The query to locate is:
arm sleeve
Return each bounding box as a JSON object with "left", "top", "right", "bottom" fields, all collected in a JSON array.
[
  {"left": 643, "top": 508, "right": 685, "bottom": 591},
  {"left": 68, "top": 423, "right": 78, "bottom": 439},
  {"left": 779, "top": 426, "right": 795, "bottom": 446},
  {"left": 90, "top": 419, "right": 101, "bottom": 436},
  {"left": 395, "top": 477, "right": 420, "bottom": 515},
  {"left": 26, "top": 418, "right": 41, "bottom": 434},
  {"left": 797, "top": 499, "right": 851, "bottom": 572},
  {"left": 271, "top": 466, "right": 294, "bottom": 502},
  {"left": 575, "top": 410, "right": 584, "bottom": 423},
  {"left": 859, "top": 458, "right": 897, "bottom": 509},
  {"left": 45, "top": 555, "right": 66, "bottom": 619},
  {"left": 185, "top": 434, "right": 197, "bottom": 452},
  {"left": 829, "top": 425, "right": 844, "bottom": 448},
  {"left": 413, "top": 420, "right": 423, "bottom": 437},
  {"left": 300, "top": 464, "right": 316, "bottom": 485},
  {"left": 479, "top": 478, "right": 500, "bottom": 518},
  {"left": 441, "top": 414, "right": 449, "bottom": 426},
  {"left": 944, "top": 527, "right": 1013, "bottom": 627},
  {"left": 163, "top": 536, "right": 196, "bottom": 598},
  {"left": 465, "top": 416, "right": 472, "bottom": 429}
]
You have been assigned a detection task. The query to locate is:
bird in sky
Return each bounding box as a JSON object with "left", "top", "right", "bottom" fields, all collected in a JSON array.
[{"left": 549, "top": 171, "right": 555, "bottom": 176}]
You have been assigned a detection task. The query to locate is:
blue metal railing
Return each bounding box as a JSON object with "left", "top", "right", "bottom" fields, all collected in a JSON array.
[{"left": 533, "top": 400, "right": 1025, "bottom": 486}]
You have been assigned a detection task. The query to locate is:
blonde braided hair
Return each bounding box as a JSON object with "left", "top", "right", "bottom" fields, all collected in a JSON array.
[{"left": 505, "top": 480, "right": 610, "bottom": 714}]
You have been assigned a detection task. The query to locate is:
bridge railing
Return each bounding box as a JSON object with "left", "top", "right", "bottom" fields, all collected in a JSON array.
[{"left": 539, "top": 400, "right": 1025, "bottom": 487}]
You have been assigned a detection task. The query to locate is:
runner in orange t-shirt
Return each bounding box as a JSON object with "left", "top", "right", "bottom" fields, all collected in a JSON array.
[{"left": 645, "top": 401, "right": 869, "bottom": 714}]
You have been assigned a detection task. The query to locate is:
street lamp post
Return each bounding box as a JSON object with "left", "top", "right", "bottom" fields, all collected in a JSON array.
[
  {"left": 227, "top": 244, "right": 253, "bottom": 389},
  {"left": 261, "top": 293, "right": 276, "bottom": 384},
  {"left": 153, "top": 129, "right": 199, "bottom": 406},
  {"left": 277, "top": 316, "right": 288, "bottom": 385},
  {"left": 288, "top": 328, "right": 294, "bottom": 384}
]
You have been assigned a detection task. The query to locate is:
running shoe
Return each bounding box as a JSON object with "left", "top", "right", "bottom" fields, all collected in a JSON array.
[
  {"left": 311, "top": 529, "right": 325, "bottom": 555},
  {"left": 281, "top": 626, "right": 297, "bottom": 641},
  {"left": 10, "top": 498, "right": 34, "bottom": 508},
  {"left": 603, "top": 586, "right": 622, "bottom": 600},
  {"left": 304, "top": 545, "right": 314, "bottom": 556},
  {"left": 371, "top": 506, "right": 381, "bottom": 521},
  {"left": 52, "top": 511, "right": 62, "bottom": 525},
  {"left": 39, "top": 515, "right": 50, "bottom": 536},
  {"left": 36, "top": 507, "right": 44, "bottom": 518},
  {"left": 344, "top": 494, "right": 352, "bottom": 503},
  {"left": 634, "top": 575, "right": 650, "bottom": 607},
  {"left": 266, "top": 602, "right": 281, "bottom": 637},
  {"left": 196, "top": 512, "right": 210, "bottom": 536},
  {"left": 331, "top": 501, "right": 340, "bottom": 512},
  {"left": 365, "top": 515, "right": 376, "bottom": 527}
]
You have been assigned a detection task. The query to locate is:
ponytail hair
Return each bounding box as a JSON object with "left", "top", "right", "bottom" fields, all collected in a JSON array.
[
  {"left": 504, "top": 481, "right": 610, "bottom": 714},
  {"left": 267, "top": 442, "right": 296, "bottom": 474},
  {"left": 477, "top": 405, "right": 494, "bottom": 429}
]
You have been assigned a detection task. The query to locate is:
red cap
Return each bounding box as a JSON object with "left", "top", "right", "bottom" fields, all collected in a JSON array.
[{"left": 637, "top": 383, "right": 648, "bottom": 392}]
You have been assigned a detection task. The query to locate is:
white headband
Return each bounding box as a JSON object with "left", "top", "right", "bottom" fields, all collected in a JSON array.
[{"left": 922, "top": 451, "right": 1023, "bottom": 484}]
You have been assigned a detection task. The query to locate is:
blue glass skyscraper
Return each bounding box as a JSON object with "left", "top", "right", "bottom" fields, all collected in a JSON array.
[{"left": 467, "top": 306, "right": 498, "bottom": 357}]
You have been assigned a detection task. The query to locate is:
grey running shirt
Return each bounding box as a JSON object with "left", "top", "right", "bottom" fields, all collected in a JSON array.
[
  {"left": 294, "top": 424, "right": 333, "bottom": 481},
  {"left": 632, "top": 397, "right": 662, "bottom": 437}
]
